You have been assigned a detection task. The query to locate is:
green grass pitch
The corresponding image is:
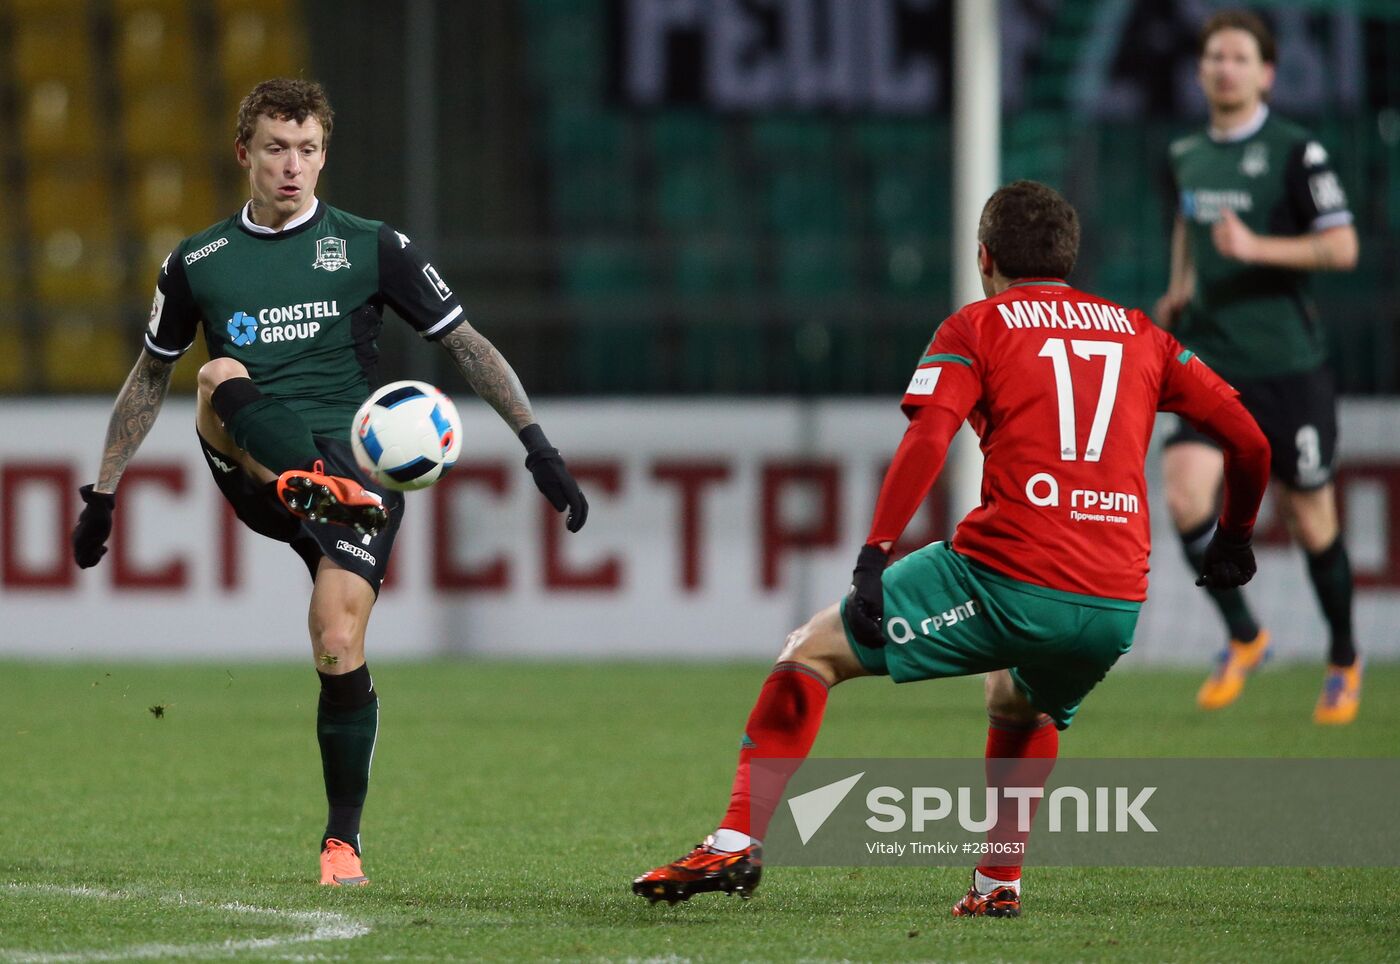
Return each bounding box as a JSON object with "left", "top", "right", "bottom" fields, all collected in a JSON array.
[{"left": 1, "top": 659, "right": 1396, "bottom": 961}]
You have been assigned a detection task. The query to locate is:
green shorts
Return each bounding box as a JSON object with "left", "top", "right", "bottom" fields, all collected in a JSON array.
[{"left": 840, "top": 542, "right": 1140, "bottom": 729}]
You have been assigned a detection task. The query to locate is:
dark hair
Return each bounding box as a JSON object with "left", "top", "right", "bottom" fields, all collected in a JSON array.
[
  {"left": 977, "top": 180, "right": 1080, "bottom": 281},
  {"left": 1199, "top": 9, "right": 1275, "bottom": 64},
  {"left": 236, "top": 78, "right": 334, "bottom": 146}
]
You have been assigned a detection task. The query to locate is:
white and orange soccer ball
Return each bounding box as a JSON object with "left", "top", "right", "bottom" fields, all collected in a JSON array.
[{"left": 350, "top": 380, "right": 462, "bottom": 491}]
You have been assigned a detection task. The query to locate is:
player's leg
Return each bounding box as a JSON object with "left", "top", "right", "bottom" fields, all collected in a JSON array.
[
  {"left": 198, "top": 359, "right": 386, "bottom": 534},
  {"left": 950, "top": 671, "right": 1057, "bottom": 919},
  {"left": 633, "top": 604, "right": 870, "bottom": 903},
  {"left": 1164, "top": 435, "right": 1269, "bottom": 708},
  {"left": 197, "top": 358, "right": 320, "bottom": 475},
  {"left": 1278, "top": 483, "right": 1361, "bottom": 723},
  {"left": 953, "top": 596, "right": 1138, "bottom": 919},
  {"left": 308, "top": 557, "right": 379, "bottom": 885}
]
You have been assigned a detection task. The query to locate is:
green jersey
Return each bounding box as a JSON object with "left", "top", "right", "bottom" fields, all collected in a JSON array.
[
  {"left": 144, "top": 200, "right": 466, "bottom": 436},
  {"left": 1167, "top": 107, "right": 1352, "bottom": 379}
]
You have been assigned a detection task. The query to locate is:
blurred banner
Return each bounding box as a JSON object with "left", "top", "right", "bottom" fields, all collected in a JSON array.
[{"left": 1, "top": 397, "right": 1398, "bottom": 663}]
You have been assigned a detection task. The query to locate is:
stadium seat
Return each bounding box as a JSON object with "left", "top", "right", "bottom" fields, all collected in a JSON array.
[
  {"left": 40, "top": 313, "right": 137, "bottom": 392},
  {"left": 115, "top": 4, "right": 196, "bottom": 88},
  {"left": 776, "top": 237, "right": 853, "bottom": 300},
  {"left": 218, "top": 8, "right": 309, "bottom": 102},
  {"left": 122, "top": 87, "right": 207, "bottom": 160},
  {"left": 131, "top": 160, "right": 220, "bottom": 236},
  {"left": 13, "top": 18, "right": 94, "bottom": 88},
  {"left": 26, "top": 172, "right": 123, "bottom": 304},
  {"left": 21, "top": 82, "right": 99, "bottom": 158},
  {"left": 650, "top": 114, "right": 724, "bottom": 162},
  {"left": 656, "top": 163, "right": 749, "bottom": 234},
  {"left": 765, "top": 167, "right": 849, "bottom": 235}
]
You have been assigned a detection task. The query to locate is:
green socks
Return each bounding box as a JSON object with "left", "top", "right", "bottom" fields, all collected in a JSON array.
[
  {"left": 1181, "top": 519, "right": 1261, "bottom": 642},
  {"left": 317, "top": 664, "right": 378, "bottom": 853}
]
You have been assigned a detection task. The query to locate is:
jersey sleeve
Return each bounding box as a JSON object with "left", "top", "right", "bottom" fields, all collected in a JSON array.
[
  {"left": 142, "top": 247, "right": 201, "bottom": 361},
  {"left": 900, "top": 310, "right": 982, "bottom": 420},
  {"left": 1155, "top": 323, "right": 1240, "bottom": 421},
  {"left": 377, "top": 223, "right": 467, "bottom": 341},
  {"left": 1284, "top": 137, "right": 1353, "bottom": 233}
]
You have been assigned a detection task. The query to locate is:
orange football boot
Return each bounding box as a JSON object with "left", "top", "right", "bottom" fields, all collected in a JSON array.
[
  {"left": 1196, "top": 629, "right": 1271, "bottom": 710},
  {"left": 951, "top": 875, "right": 1021, "bottom": 918},
  {"left": 277, "top": 460, "right": 388, "bottom": 536},
  {"left": 1313, "top": 659, "right": 1362, "bottom": 725},
  {"left": 320, "top": 838, "right": 369, "bottom": 886},
  {"left": 633, "top": 835, "right": 762, "bottom": 903}
]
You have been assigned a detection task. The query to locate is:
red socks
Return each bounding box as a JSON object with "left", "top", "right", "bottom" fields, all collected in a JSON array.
[
  {"left": 979, "top": 713, "right": 1059, "bottom": 882},
  {"left": 719, "top": 661, "right": 830, "bottom": 841}
]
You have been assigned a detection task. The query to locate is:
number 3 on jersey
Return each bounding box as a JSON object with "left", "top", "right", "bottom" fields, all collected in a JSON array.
[{"left": 1037, "top": 338, "right": 1122, "bottom": 462}]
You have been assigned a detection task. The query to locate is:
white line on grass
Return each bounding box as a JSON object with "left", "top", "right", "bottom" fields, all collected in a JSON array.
[{"left": 0, "top": 883, "right": 371, "bottom": 962}]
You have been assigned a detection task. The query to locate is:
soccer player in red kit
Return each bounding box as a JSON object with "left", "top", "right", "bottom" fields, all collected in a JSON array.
[{"left": 632, "top": 181, "right": 1271, "bottom": 916}]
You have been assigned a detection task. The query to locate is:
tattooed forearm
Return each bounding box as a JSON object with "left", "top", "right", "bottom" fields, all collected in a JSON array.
[
  {"left": 95, "top": 353, "right": 175, "bottom": 493},
  {"left": 440, "top": 324, "right": 535, "bottom": 432}
]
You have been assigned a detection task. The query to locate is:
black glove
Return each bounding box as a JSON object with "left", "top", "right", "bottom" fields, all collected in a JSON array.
[
  {"left": 845, "top": 544, "right": 890, "bottom": 648},
  {"left": 72, "top": 484, "right": 116, "bottom": 569},
  {"left": 1196, "top": 528, "right": 1256, "bottom": 589},
  {"left": 520, "top": 424, "right": 588, "bottom": 532}
]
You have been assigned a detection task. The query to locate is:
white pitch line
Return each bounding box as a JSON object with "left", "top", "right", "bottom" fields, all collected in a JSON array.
[{"left": 0, "top": 883, "right": 370, "bottom": 963}]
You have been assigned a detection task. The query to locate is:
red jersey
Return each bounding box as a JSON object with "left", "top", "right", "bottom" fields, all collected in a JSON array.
[{"left": 868, "top": 279, "right": 1268, "bottom": 601}]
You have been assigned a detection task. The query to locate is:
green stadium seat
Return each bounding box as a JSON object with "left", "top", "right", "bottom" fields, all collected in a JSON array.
[
  {"left": 851, "top": 120, "right": 940, "bottom": 161},
  {"left": 776, "top": 237, "right": 853, "bottom": 299},
  {"left": 562, "top": 241, "right": 656, "bottom": 392},
  {"left": 749, "top": 118, "right": 836, "bottom": 158},
  {"left": 650, "top": 114, "right": 724, "bottom": 161},
  {"left": 765, "top": 168, "right": 848, "bottom": 234},
  {"left": 672, "top": 240, "right": 756, "bottom": 291},
  {"left": 656, "top": 163, "right": 747, "bottom": 233}
]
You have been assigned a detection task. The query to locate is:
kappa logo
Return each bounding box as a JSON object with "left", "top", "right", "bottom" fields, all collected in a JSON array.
[
  {"left": 184, "top": 237, "right": 229, "bottom": 266},
  {"left": 313, "top": 236, "right": 351, "bottom": 271},
  {"left": 395, "top": 231, "right": 411, "bottom": 249},
  {"left": 336, "top": 540, "right": 376, "bottom": 566}
]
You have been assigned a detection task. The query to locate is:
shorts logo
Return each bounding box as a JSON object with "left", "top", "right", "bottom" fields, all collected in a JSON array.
[
  {"left": 228, "top": 311, "right": 258, "bottom": 347},
  {"left": 335, "top": 540, "right": 377, "bottom": 566},
  {"left": 205, "top": 450, "right": 236, "bottom": 474},
  {"left": 422, "top": 263, "right": 453, "bottom": 301},
  {"left": 184, "top": 237, "right": 229, "bottom": 266},
  {"left": 313, "top": 236, "right": 351, "bottom": 272},
  {"left": 886, "top": 600, "right": 980, "bottom": 645}
]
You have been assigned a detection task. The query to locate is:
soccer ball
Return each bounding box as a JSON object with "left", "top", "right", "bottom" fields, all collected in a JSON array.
[{"left": 351, "top": 380, "right": 462, "bottom": 491}]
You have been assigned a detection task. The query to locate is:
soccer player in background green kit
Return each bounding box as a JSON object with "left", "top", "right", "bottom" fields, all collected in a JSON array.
[
  {"left": 1154, "top": 10, "right": 1361, "bottom": 724},
  {"left": 69, "top": 79, "right": 590, "bottom": 884}
]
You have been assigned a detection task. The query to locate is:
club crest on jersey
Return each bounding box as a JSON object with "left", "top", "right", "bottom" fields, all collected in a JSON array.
[
  {"left": 312, "top": 236, "right": 351, "bottom": 272},
  {"left": 1240, "top": 142, "right": 1269, "bottom": 178}
]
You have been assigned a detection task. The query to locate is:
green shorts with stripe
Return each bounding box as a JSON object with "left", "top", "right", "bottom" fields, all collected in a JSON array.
[{"left": 840, "top": 542, "right": 1140, "bottom": 729}]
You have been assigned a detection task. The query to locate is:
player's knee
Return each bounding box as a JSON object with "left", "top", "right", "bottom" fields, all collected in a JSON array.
[
  {"left": 196, "top": 358, "right": 250, "bottom": 401},
  {"left": 984, "top": 671, "right": 1039, "bottom": 722},
  {"left": 776, "top": 611, "right": 855, "bottom": 686},
  {"left": 1163, "top": 481, "right": 1212, "bottom": 530},
  {"left": 314, "top": 624, "right": 364, "bottom": 671}
]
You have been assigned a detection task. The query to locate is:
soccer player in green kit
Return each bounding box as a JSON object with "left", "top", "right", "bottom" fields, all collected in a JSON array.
[
  {"left": 69, "top": 79, "right": 589, "bottom": 883},
  {"left": 1155, "top": 10, "right": 1361, "bottom": 724}
]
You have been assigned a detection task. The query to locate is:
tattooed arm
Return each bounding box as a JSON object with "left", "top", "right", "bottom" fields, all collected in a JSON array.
[
  {"left": 439, "top": 322, "right": 535, "bottom": 433},
  {"left": 437, "top": 321, "right": 589, "bottom": 532},
  {"left": 94, "top": 351, "right": 176, "bottom": 494}
]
